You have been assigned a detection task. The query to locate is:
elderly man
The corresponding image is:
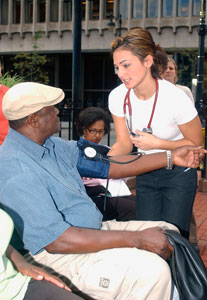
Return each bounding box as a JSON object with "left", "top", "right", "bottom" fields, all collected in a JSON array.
[{"left": 0, "top": 82, "right": 204, "bottom": 300}]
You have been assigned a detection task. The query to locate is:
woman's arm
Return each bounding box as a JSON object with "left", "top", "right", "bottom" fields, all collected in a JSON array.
[
  {"left": 131, "top": 116, "right": 202, "bottom": 151},
  {"left": 108, "top": 115, "right": 133, "bottom": 156}
]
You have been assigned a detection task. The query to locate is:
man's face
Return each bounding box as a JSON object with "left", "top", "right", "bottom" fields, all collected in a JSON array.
[{"left": 37, "top": 105, "right": 60, "bottom": 138}]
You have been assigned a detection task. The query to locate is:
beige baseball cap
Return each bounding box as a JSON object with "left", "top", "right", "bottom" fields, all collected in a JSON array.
[{"left": 2, "top": 82, "right": 65, "bottom": 120}]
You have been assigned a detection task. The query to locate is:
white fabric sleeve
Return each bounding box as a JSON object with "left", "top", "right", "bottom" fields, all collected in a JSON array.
[
  {"left": 170, "top": 88, "right": 198, "bottom": 125},
  {"left": 108, "top": 84, "right": 127, "bottom": 117}
]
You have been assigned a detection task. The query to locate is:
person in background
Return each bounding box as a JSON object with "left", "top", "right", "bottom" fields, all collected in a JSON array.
[
  {"left": 0, "top": 61, "right": 9, "bottom": 145},
  {"left": 0, "top": 208, "right": 83, "bottom": 300},
  {"left": 161, "top": 57, "right": 199, "bottom": 251},
  {"left": 76, "top": 106, "right": 136, "bottom": 221},
  {"left": 108, "top": 27, "right": 203, "bottom": 239},
  {"left": 161, "top": 57, "right": 194, "bottom": 104}
]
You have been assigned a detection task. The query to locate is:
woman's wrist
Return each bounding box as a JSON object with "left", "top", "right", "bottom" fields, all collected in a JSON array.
[{"left": 166, "top": 150, "right": 173, "bottom": 170}]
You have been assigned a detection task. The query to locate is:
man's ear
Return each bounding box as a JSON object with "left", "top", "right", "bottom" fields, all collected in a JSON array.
[
  {"left": 143, "top": 55, "right": 153, "bottom": 68},
  {"left": 26, "top": 113, "right": 39, "bottom": 128}
]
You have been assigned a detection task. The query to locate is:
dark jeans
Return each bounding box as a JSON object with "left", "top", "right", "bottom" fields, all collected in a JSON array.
[
  {"left": 136, "top": 166, "right": 197, "bottom": 238},
  {"left": 85, "top": 185, "right": 136, "bottom": 221},
  {"left": 23, "top": 279, "right": 84, "bottom": 300}
]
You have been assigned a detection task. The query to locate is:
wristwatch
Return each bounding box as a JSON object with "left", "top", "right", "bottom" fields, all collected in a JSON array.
[{"left": 166, "top": 150, "right": 173, "bottom": 170}]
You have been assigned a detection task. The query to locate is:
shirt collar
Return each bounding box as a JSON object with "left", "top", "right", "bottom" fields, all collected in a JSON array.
[{"left": 9, "top": 128, "right": 55, "bottom": 161}]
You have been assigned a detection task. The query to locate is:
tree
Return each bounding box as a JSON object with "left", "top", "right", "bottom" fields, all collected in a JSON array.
[{"left": 12, "top": 32, "right": 49, "bottom": 84}]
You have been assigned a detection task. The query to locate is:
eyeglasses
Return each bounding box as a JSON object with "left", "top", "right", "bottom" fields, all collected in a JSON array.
[{"left": 87, "top": 128, "right": 105, "bottom": 135}]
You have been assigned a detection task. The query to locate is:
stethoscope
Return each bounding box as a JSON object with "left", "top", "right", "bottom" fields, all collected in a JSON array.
[{"left": 123, "top": 78, "right": 159, "bottom": 136}]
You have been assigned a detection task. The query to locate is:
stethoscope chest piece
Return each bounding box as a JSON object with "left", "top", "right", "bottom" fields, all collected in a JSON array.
[{"left": 142, "top": 127, "right": 153, "bottom": 134}]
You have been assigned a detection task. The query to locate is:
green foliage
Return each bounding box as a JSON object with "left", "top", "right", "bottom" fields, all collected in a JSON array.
[
  {"left": 32, "top": 31, "right": 44, "bottom": 42},
  {"left": 0, "top": 72, "right": 24, "bottom": 88},
  {"left": 12, "top": 52, "right": 49, "bottom": 84},
  {"left": 11, "top": 31, "right": 50, "bottom": 84}
]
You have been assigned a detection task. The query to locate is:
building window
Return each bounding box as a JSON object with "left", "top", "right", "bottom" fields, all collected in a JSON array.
[
  {"left": 147, "top": 0, "right": 158, "bottom": 18},
  {"left": 50, "top": 0, "right": 58, "bottom": 21},
  {"left": 104, "top": 0, "right": 114, "bottom": 19},
  {"left": 193, "top": 0, "right": 201, "bottom": 16},
  {"left": 177, "top": 0, "right": 189, "bottom": 17},
  {"left": 84, "top": 53, "right": 116, "bottom": 109},
  {"left": 25, "top": 0, "right": 33, "bottom": 23},
  {"left": 0, "top": 0, "right": 8, "bottom": 24},
  {"left": 37, "top": 0, "right": 46, "bottom": 22},
  {"left": 162, "top": 0, "right": 174, "bottom": 17},
  {"left": 63, "top": 1, "right": 72, "bottom": 21},
  {"left": 82, "top": 1, "right": 86, "bottom": 19},
  {"left": 133, "top": 0, "right": 143, "bottom": 19},
  {"left": 87, "top": 0, "right": 99, "bottom": 20},
  {"left": 13, "top": 0, "right": 20, "bottom": 24},
  {"left": 120, "top": 0, "right": 128, "bottom": 19}
]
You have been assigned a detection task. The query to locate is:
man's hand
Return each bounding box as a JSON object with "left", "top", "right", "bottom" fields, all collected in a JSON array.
[
  {"left": 17, "top": 262, "right": 71, "bottom": 291},
  {"left": 6, "top": 245, "right": 71, "bottom": 291},
  {"left": 172, "top": 146, "right": 206, "bottom": 168},
  {"left": 132, "top": 227, "right": 173, "bottom": 260}
]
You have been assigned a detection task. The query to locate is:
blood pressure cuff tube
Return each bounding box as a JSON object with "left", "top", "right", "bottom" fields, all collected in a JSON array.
[{"left": 77, "top": 138, "right": 110, "bottom": 178}]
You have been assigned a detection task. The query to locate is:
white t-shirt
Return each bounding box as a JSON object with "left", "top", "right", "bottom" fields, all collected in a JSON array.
[
  {"left": 176, "top": 84, "right": 195, "bottom": 104},
  {"left": 109, "top": 79, "right": 197, "bottom": 154}
]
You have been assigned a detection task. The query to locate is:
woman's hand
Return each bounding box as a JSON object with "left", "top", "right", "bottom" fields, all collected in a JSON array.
[{"left": 130, "top": 130, "right": 161, "bottom": 150}]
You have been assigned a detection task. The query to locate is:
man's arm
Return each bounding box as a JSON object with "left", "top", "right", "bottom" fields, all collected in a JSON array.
[
  {"left": 45, "top": 226, "right": 172, "bottom": 260},
  {"left": 108, "top": 145, "right": 205, "bottom": 179}
]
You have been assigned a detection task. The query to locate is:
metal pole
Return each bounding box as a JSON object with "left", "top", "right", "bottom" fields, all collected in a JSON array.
[
  {"left": 195, "top": 0, "right": 206, "bottom": 179},
  {"left": 195, "top": 0, "right": 206, "bottom": 120},
  {"left": 72, "top": 0, "right": 82, "bottom": 140},
  {"left": 118, "top": 14, "right": 122, "bottom": 36}
]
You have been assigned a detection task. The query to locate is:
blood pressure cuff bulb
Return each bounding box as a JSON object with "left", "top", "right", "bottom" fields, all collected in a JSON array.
[{"left": 77, "top": 138, "right": 110, "bottom": 178}]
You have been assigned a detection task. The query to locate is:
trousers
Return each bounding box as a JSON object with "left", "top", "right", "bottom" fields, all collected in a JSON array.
[
  {"left": 29, "top": 220, "right": 178, "bottom": 300},
  {"left": 23, "top": 279, "right": 83, "bottom": 300},
  {"left": 136, "top": 166, "right": 197, "bottom": 238},
  {"left": 85, "top": 185, "right": 136, "bottom": 221}
]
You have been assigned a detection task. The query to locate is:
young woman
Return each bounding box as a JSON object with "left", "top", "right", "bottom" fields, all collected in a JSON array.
[
  {"left": 161, "top": 57, "right": 194, "bottom": 104},
  {"left": 108, "top": 28, "right": 202, "bottom": 238},
  {"left": 76, "top": 106, "right": 136, "bottom": 221}
]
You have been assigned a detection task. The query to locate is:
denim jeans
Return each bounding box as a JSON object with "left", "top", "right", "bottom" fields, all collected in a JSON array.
[{"left": 136, "top": 166, "right": 197, "bottom": 238}]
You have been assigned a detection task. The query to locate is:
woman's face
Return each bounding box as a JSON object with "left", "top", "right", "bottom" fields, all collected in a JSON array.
[
  {"left": 83, "top": 120, "right": 105, "bottom": 144},
  {"left": 113, "top": 49, "right": 152, "bottom": 90},
  {"left": 161, "top": 61, "right": 177, "bottom": 84}
]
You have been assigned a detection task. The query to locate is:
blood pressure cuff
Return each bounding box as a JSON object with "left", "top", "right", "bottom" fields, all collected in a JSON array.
[{"left": 77, "top": 138, "right": 110, "bottom": 178}]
